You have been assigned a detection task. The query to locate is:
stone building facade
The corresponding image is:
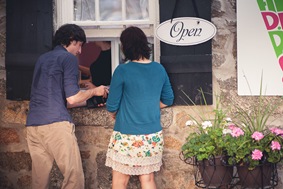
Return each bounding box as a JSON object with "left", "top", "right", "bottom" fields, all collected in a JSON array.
[{"left": 0, "top": 0, "right": 283, "bottom": 189}]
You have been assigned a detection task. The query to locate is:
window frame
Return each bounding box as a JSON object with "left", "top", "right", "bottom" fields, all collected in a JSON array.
[
  {"left": 58, "top": 0, "right": 156, "bottom": 26},
  {"left": 55, "top": 0, "right": 160, "bottom": 71}
]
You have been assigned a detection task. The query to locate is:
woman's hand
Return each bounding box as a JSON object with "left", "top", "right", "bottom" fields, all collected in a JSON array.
[{"left": 109, "top": 112, "right": 117, "bottom": 120}]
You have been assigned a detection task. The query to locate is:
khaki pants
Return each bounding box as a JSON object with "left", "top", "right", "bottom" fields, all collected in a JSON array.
[{"left": 27, "top": 121, "right": 84, "bottom": 189}]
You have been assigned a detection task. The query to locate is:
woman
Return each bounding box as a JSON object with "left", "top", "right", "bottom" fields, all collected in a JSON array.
[
  {"left": 105, "top": 26, "right": 174, "bottom": 189},
  {"left": 79, "top": 41, "right": 112, "bottom": 89},
  {"left": 68, "top": 41, "right": 111, "bottom": 108}
]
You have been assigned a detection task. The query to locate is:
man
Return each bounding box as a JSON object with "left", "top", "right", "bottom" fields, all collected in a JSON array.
[{"left": 26, "top": 24, "right": 107, "bottom": 189}]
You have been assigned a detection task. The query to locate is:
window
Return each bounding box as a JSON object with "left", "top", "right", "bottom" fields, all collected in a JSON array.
[
  {"left": 55, "top": 0, "right": 159, "bottom": 72},
  {"left": 79, "top": 39, "right": 154, "bottom": 76},
  {"left": 74, "top": 0, "right": 149, "bottom": 22}
]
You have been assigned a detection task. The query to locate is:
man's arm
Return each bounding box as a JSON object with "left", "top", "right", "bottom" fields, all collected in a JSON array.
[
  {"left": 67, "top": 85, "right": 108, "bottom": 105},
  {"left": 67, "top": 101, "right": 87, "bottom": 108}
]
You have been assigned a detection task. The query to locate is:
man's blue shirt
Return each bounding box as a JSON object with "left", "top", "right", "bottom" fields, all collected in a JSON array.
[{"left": 26, "top": 46, "right": 80, "bottom": 126}]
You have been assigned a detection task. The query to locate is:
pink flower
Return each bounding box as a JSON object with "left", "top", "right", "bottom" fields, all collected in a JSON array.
[
  {"left": 230, "top": 127, "right": 244, "bottom": 138},
  {"left": 271, "top": 141, "right": 281, "bottom": 151},
  {"left": 229, "top": 125, "right": 236, "bottom": 129},
  {"left": 251, "top": 131, "right": 264, "bottom": 141},
  {"left": 270, "top": 127, "right": 283, "bottom": 135},
  {"left": 252, "top": 149, "right": 263, "bottom": 160}
]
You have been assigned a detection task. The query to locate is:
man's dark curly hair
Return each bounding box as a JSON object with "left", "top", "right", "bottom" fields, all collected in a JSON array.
[
  {"left": 52, "top": 24, "right": 86, "bottom": 48},
  {"left": 120, "top": 26, "right": 151, "bottom": 61}
]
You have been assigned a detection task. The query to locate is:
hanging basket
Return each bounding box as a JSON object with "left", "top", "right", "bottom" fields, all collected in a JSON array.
[
  {"left": 195, "top": 155, "right": 234, "bottom": 188},
  {"left": 236, "top": 162, "right": 278, "bottom": 189}
]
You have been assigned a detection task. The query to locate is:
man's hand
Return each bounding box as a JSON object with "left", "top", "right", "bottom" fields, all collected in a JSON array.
[
  {"left": 93, "top": 85, "right": 109, "bottom": 98},
  {"left": 67, "top": 85, "right": 109, "bottom": 105}
]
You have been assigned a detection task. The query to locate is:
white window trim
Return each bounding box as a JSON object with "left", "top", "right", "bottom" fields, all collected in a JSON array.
[
  {"left": 111, "top": 39, "right": 120, "bottom": 73},
  {"left": 55, "top": 0, "right": 160, "bottom": 68},
  {"left": 55, "top": 0, "right": 156, "bottom": 27}
]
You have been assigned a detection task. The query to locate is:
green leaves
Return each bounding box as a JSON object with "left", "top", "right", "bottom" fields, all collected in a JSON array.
[
  {"left": 182, "top": 127, "right": 227, "bottom": 161},
  {"left": 181, "top": 90, "right": 234, "bottom": 162}
]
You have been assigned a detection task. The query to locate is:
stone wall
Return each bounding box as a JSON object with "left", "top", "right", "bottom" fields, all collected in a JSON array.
[{"left": 0, "top": 0, "right": 283, "bottom": 189}]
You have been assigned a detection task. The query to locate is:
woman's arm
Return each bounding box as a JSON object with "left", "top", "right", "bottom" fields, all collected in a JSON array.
[
  {"left": 79, "top": 65, "right": 91, "bottom": 77},
  {"left": 108, "top": 111, "right": 117, "bottom": 119},
  {"left": 160, "top": 101, "right": 168, "bottom": 109}
]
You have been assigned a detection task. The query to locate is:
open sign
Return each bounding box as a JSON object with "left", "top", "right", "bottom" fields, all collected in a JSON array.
[{"left": 156, "top": 17, "right": 217, "bottom": 46}]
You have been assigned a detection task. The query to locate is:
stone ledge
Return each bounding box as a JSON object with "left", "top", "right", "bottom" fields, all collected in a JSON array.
[{"left": 69, "top": 106, "right": 174, "bottom": 127}]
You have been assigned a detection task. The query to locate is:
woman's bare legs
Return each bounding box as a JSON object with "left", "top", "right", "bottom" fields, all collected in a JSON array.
[
  {"left": 139, "top": 173, "right": 156, "bottom": 189},
  {"left": 112, "top": 170, "right": 130, "bottom": 189}
]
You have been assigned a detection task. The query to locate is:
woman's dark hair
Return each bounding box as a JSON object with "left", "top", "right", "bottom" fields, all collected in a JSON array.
[
  {"left": 120, "top": 26, "right": 151, "bottom": 61},
  {"left": 53, "top": 24, "right": 86, "bottom": 48}
]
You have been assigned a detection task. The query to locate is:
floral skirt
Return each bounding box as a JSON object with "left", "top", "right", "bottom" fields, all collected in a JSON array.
[{"left": 105, "top": 130, "right": 164, "bottom": 175}]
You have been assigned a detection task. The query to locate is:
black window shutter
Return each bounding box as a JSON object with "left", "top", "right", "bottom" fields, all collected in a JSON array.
[
  {"left": 6, "top": 0, "right": 53, "bottom": 100},
  {"left": 159, "top": 0, "right": 212, "bottom": 105}
]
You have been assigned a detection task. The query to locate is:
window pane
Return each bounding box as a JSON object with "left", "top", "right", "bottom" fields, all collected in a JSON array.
[
  {"left": 126, "top": 0, "right": 148, "bottom": 20},
  {"left": 74, "top": 0, "right": 95, "bottom": 21},
  {"left": 99, "top": 0, "right": 122, "bottom": 21},
  {"left": 73, "top": 0, "right": 149, "bottom": 22}
]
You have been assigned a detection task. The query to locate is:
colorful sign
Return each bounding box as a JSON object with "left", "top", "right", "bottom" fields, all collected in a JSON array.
[
  {"left": 258, "top": 0, "right": 283, "bottom": 80},
  {"left": 237, "top": 0, "right": 283, "bottom": 95},
  {"left": 155, "top": 17, "right": 216, "bottom": 46}
]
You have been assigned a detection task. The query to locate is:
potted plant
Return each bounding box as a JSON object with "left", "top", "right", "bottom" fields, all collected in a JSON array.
[
  {"left": 224, "top": 90, "right": 283, "bottom": 188},
  {"left": 224, "top": 125, "right": 283, "bottom": 188},
  {"left": 225, "top": 126, "right": 283, "bottom": 170},
  {"left": 181, "top": 93, "right": 234, "bottom": 188}
]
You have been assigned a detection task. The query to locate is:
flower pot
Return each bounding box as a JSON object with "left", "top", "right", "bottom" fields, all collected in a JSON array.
[
  {"left": 237, "top": 163, "right": 273, "bottom": 188},
  {"left": 197, "top": 156, "right": 233, "bottom": 188}
]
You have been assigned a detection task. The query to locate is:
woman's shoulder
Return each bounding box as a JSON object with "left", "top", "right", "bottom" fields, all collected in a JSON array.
[
  {"left": 151, "top": 61, "right": 166, "bottom": 70},
  {"left": 113, "top": 63, "right": 127, "bottom": 74},
  {"left": 151, "top": 61, "right": 162, "bottom": 66},
  {"left": 119, "top": 61, "right": 164, "bottom": 69}
]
